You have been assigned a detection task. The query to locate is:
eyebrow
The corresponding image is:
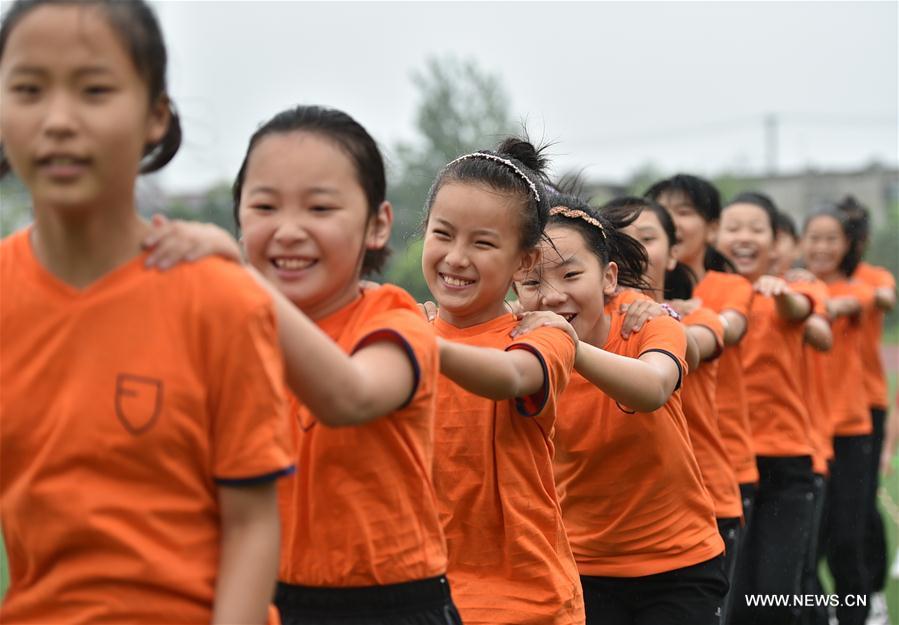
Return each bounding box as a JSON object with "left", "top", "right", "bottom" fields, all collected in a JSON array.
[{"left": 9, "top": 64, "right": 114, "bottom": 77}]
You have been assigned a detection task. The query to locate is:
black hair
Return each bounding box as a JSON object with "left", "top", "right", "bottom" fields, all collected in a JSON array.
[
  {"left": 725, "top": 191, "right": 779, "bottom": 235},
  {"left": 644, "top": 173, "right": 734, "bottom": 274},
  {"left": 543, "top": 189, "right": 649, "bottom": 291},
  {"left": 0, "top": 0, "right": 181, "bottom": 177},
  {"left": 601, "top": 196, "right": 696, "bottom": 300},
  {"left": 775, "top": 210, "right": 799, "bottom": 241},
  {"left": 424, "top": 137, "right": 550, "bottom": 250},
  {"left": 836, "top": 195, "right": 871, "bottom": 265},
  {"left": 803, "top": 203, "right": 864, "bottom": 277},
  {"left": 232, "top": 105, "right": 390, "bottom": 275}
]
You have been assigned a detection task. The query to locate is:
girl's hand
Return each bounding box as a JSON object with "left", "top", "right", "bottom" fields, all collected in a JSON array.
[
  {"left": 666, "top": 298, "right": 702, "bottom": 317},
  {"left": 784, "top": 268, "right": 816, "bottom": 284},
  {"left": 620, "top": 300, "right": 666, "bottom": 338},
  {"left": 142, "top": 214, "right": 242, "bottom": 270},
  {"left": 753, "top": 275, "right": 791, "bottom": 297},
  {"left": 418, "top": 301, "right": 438, "bottom": 322},
  {"left": 506, "top": 299, "right": 523, "bottom": 316},
  {"left": 510, "top": 310, "right": 579, "bottom": 345}
]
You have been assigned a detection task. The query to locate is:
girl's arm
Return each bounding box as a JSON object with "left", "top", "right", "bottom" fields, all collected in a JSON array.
[
  {"left": 826, "top": 296, "right": 861, "bottom": 319},
  {"left": 687, "top": 324, "right": 719, "bottom": 363},
  {"left": 684, "top": 331, "right": 701, "bottom": 373},
  {"left": 720, "top": 310, "right": 748, "bottom": 345},
  {"left": 755, "top": 276, "right": 811, "bottom": 322},
  {"left": 575, "top": 342, "right": 681, "bottom": 412},
  {"left": 803, "top": 314, "right": 833, "bottom": 351},
  {"left": 437, "top": 338, "right": 548, "bottom": 401},
  {"left": 141, "top": 218, "right": 417, "bottom": 426},
  {"left": 213, "top": 482, "right": 280, "bottom": 625},
  {"left": 875, "top": 286, "right": 896, "bottom": 311},
  {"left": 882, "top": 406, "right": 899, "bottom": 475}
]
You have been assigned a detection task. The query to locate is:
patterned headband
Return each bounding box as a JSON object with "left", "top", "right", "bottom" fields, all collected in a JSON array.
[
  {"left": 549, "top": 206, "right": 606, "bottom": 240},
  {"left": 446, "top": 152, "right": 541, "bottom": 203}
]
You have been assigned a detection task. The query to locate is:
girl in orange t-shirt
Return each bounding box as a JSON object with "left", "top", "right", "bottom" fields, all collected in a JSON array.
[
  {"left": 0, "top": 2, "right": 294, "bottom": 623},
  {"left": 647, "top": 175, "right": 759, "bottom": 539},
  {"left": 802, "top": 206, "right": 878, "bottom": 625},
  {"left": 418, "top": 140, "right": 584, "bottom": 625},
  {"left": 145, "top": 106, "right": 461, "bottom": 625},
  {"left": 717, "top": 192, "right": 817, "bottom": 625},
  {"left": 514, "top": 193, "right": 726, "bottom": 625}
]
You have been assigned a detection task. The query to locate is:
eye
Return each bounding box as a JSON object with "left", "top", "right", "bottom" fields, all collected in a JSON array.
[
  {"left": 250, "top": 204, "right": 276, "bottom": 212},
  {"left": 564, "top": 271, "right": 582, "bottom": 280},
  {"left": 11, "top": 83, "right": 40, "bottom": 97},
  {"left": 310, "top": 204, "right": 336, "bottom": 213},
  {"left": 431, "top": 229, "right": 451, "bottom": 240},
  {"left": 520, "top": 279, "right": 540, "bottom": 288},
  {"left": 84, "top": 85, "right": 114, "bottom": 97},
  {"left": 475, "top": 240, "right": 497, "bottom": 249}
]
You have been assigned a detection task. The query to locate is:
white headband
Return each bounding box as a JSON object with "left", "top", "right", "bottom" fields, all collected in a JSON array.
[{"left": 446, "top": 152, "right": 541, "bottom": 203}]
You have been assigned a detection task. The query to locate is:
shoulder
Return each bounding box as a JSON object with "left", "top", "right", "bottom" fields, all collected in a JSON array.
[
  {"left": 0, "top": 228, "right": 29, "bottom": 267},
  {"left": 165, "top": 258, "right": 273, "bottom": 323}
]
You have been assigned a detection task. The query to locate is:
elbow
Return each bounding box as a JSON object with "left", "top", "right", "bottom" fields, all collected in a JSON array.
[{"left": 631, "top": 383, "right": 670, "bottom": 413}]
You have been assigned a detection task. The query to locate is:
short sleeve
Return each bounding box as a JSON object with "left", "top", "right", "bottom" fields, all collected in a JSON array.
[
  {"left": 506, "top": 326, "right": 576, "bottom": 418},
  {"left": 684, "top": 307, "right": 724, "bottom": 361},
  {"left": 351, "top": 308, "right": 438, "bottom": 411},
  {"left": 209, "top": 300, "right": 294, "bottom": 485},
  {"left": 721, "top": 275, "right": 754, "bottom": 318},
  {"left": 636, "top": 316, "right": 688, "bottom": 391},
  {"left": 790, "top": 281, "right": 822, "bottom": 322},
  {"left": 850, "top": 281, "right": 877, "bottom": 311}
]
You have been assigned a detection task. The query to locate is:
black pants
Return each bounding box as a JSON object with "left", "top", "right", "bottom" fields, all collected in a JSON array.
[
  {"left": 717, "top": 517, "right": 742, "bottom": 625},
  {"left": 736, "top": 482, "right": 758, "bottom": 554},
  {"left": 581, "top": 555, "right": 728, "bottom": 625},
  {"left": 730, "top": 456, "right": 814, "bottom": 625},
  {"left": 865, "top": 407, "right": 888, "bottom": 593},
  {"left": 799, "top": 473, "right": 828, "bottom": 625},
  {"left": 274, "top": 575, "right": 463, "bottom": 625},
  {"left": 824, "top": 435, "right": 873, "bottom": 625}
]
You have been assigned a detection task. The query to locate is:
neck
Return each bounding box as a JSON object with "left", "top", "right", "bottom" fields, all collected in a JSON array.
[
  {"left": 31, "top": 197, "right": 149, "bottom": 289},
  {"left": 685, "top": 252, "right": 706, "bottom": 282},
  {"left": 437, "top": 298, "right": 510, "bottom": 329},
  {"left": 303, "top": 281, "right": 363, "bottom": 321},
  {"left": 583, "top": 310, "right": 612, "bottom": 348},
  {"left": 815, "top": 269, "right": 844, "bottom": 284}
]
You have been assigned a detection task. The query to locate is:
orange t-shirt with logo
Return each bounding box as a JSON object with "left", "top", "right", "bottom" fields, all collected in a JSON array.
[
  {"left": 694, "top": 271, "right": 758, "bottom": 483},
  {"left": 825, "top": 279, "right": 876, "bottom": 437},
  {"left": 740, "top": 283, "right": 819, "bottom": 457},
  {"left": 0, "top": 229, "right": 294, "bottom": 624},
  {"left": 682, "top": 307, "right": 743, "bottom": 519},
  {"left": 854, "top": 262, "right": 895, "bottom": 409},
  {"left": 277, "top": 284, "right": 447, "bottom": 587},
  {"left": 554, "top": 311, "right": 724, "bottom": 577},
  {"left": 793, "top": 278, "right": 831, "bottom": 474},
  {"left": 433, "top": 314, "right": 583, "bottom": 625}
]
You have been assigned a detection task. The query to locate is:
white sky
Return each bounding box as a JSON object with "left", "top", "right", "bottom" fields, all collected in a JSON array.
[{"left": 150, "top": 1, "right": 899, "bottom": 193}]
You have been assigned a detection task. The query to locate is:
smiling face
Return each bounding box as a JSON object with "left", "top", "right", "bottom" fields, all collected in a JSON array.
[
  {"left": 422, "top": 182, "right": 536, "bottom": 327},
  {"left": 238, "top": 131, "right": 388, "bottom": 319},
  {"left": 716, "top": 202, "right": 775, "bottom": 282},
  {"left": 515, "top": 224, "right": 616, "bottom": 346},
  {"left": 801, "top": 214, "right": 849, "bottom": 280},
  {"left": 656, "top": 189, "right": 716, "bottom": 269},
  {"left": 0, "top": 5, "right": 168, "bottom": 212},
  {"left": 621, "top": 209, "right": 676, "bottom": 295},
  {"left": 773, "top": 230, "right": 800, "bottom": 276}
]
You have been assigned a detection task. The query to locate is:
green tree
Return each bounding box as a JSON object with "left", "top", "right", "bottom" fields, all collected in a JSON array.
[
  {"left": 383, "top": 56, "right": 513, "bottom": 296},
  {"left": 0, "top": 176, "right": 32, "bottom": 237}
]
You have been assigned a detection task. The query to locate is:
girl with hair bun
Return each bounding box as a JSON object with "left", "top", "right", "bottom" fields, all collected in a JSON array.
[{"left": 420, "top": 138, "right": 584, "bottom": 625}]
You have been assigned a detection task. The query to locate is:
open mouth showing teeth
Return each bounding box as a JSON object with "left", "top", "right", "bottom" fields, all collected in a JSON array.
[
  {"left": 272, "top": 257, "right": 315, "bottom": 271},
  {"left": 560, "top": 313, "right": 578, "bottom": 322},
  {"left": 440, "top": 273, "right": 475, "bottom": 288}
]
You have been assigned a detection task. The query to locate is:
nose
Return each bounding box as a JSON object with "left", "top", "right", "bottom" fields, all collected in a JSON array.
[
  {"left": 443, "top": 242, "right": 470, "bottom": 269},
  {"left": 540, "top": 286, "right": 568, "bottom": 308},
  {"left": 273, "top": 215, "right": 309, "bottom": 245},
  {"left": 42, "top": 91, "right": 77, "bottom": 140}
]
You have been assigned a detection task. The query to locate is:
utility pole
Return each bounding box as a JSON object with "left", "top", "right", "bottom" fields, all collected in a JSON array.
[{"left": 765, "top": 113, "right": 778, "bottom": 176}]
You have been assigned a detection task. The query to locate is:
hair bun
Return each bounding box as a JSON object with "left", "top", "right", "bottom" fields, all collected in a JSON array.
[{"left": 495, "top": 137, "right": 548, "bottom": 178}]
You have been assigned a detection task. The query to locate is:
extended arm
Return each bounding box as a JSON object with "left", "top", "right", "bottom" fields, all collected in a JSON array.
[
  {"left": 574, "top": 343, "right": 680, "bottom": 413},
  {"left": 437, "top": 338, "right": 546, "bottom": 401}
]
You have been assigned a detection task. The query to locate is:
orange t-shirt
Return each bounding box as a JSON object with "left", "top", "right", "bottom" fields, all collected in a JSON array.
[
  {"left": 740, "top": 282, "right": 819, "bottom": 457},
  {"left": 682, "top": 308, "right": 743, "bottom": 519},
  {"left": 554, "top": 311, "right": 724, "bottom": 577},
  {"left": 277, "top": 284, "right": 447, "bottom": 587},
  {"left": 824, "top": 279, "right": 876, "bottom": 437},
  {"left": 793, "top": 278, "right": 831, "bottom": 474},
  {"left": 433, "top": 314, "right": 583, "bottom": 625},
  {"left": 854, "top": 262, "right": 895, "bottom": 409},
  {"left": 0, "top": 229, "right": 294, "bottom": 624},
  {"left": 694, "top": 271, "right": 758, "bottom": 483}
]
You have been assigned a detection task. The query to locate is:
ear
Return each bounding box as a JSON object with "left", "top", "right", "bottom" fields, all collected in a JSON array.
[
  {"left": 666, "top": 251, "right": 678, "bottom": 272},
  {"left": 706, "top": 220, "right": 719, "bottom": 246},
  {"left": 365, "top": 201, "right": 394, "bottom": 251},
  {"left": 512, "top": 247, "right": 541, "bottom": 282},
  {"left": 602, "top": 261, "right": 619, "bottom": 296},
  {"left": 145, "top": 95, "right": 171, "bottom": 147}
]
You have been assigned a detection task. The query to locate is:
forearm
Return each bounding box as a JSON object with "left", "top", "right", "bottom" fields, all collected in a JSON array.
[
  {"left": 687, "top": 325, "right": 719, "bottom": 362},
  {"left": 213, "top": 488, "right": 280, "bottom": 625},
  {"left": 721, "top": 311, "right": 747, "bottom": 345},
  {"left": 803, "top": 315, "right": 833, "bottom": 351},
  {"left": 685, "top": 333, "right": 701, "bottom": 373},
  {"left": 439, "top": 339, "right": 539, "bottom": 401},
  {"left": 574, "top": 342, "right": 670, "bottom": 412},
  {"left": 776, "top": 291, "right": 811, "bottom": 321},
  {"left": 875, "top": 287, "right": 896, "bottom": 311}
]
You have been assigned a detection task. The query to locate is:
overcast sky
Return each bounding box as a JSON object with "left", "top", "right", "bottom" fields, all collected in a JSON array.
[{"left": 151, "top": 1, "right": 898, "bottom": 193}]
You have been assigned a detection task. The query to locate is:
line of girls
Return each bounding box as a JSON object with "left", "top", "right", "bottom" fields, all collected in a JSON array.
[{"left": 0, "top": 2, "right": 895, "bottom": 625}]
